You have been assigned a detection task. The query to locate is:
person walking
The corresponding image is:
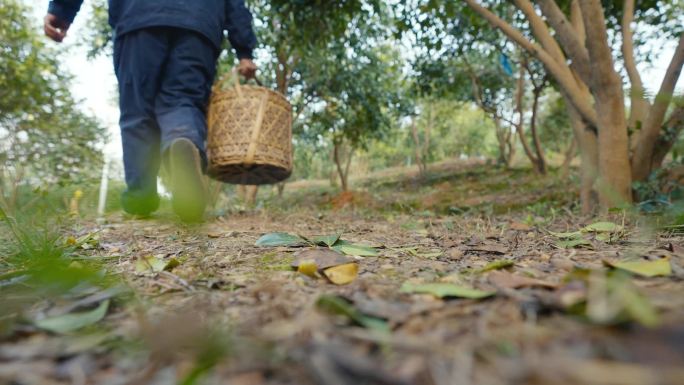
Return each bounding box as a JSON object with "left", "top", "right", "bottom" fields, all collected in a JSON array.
[{"left": 44, "top": 0, "right": 258, "bottom": 222}]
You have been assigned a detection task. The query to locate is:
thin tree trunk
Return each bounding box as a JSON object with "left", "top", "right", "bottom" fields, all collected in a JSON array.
[
  {"left": 514, "top": 60, "right": 542, "bottom": 172},
  {"left": 465, "top": 58, "right": 514, "bottom": 167},
  {"left": 568, "top": 106, "right": 599, "bottom": 214},
  {"left": 506, "top": 128, "right": 516, "bottom": 167},
  {"left": 632, "top": 33, "right": 684, "bottom": 181},
  {"left": 494, "top": 117, "right": 513, "bottom": 166},
  {"left": 333, "top": 141, "right": 349, "bottom": 191},
  {"left": 494, "top": 118, "right": 507, "bottom": 165},
  {"left": 580, "top": 0, "right": 632, "bottom": 207},
  {"left": 247, "top": 185, "right": 258, "bottom": 204},
  {"left": 650, "top": 106, "right": 684, "bottom": 169},
  {"left": 621, "top": 0, "right": 650, "bottom": 133},
  {"left": 237, "top": 185, "right": 258, "bottom": 205},
  {"left": 513, "top": 57, "right": 546, "bottom": 175},
  {"left": 410, "top": 120, "right": 426, "bottom": 176},
  {"left": 424, "top": 105, "right": 432, "bottom": 173},
  {"left": 530, "top": 87, "right": 547, "bottom": 174},
  {"left": 344, "top": 147, "right": 354, "bottom": 189},
  {"left": 561, "top": 137, "right": 577, "bottom": 178}
]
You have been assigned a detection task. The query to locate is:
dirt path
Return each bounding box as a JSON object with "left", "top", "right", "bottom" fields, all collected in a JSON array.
[{"left": 3, "top": 205, "right": 683, "bottom": 385}]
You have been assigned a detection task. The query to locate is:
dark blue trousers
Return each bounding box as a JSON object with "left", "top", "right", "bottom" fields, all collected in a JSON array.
[{"left": 114, "top": 27, "right": 218, "bottom": 204}]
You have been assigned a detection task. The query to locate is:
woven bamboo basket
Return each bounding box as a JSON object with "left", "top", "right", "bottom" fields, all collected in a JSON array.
[{"left": 206, "top": 71, "right": 292, "bottom": 185}]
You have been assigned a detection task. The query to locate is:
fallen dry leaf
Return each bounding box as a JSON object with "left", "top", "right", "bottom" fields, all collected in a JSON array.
[
  {"left": 400, "top": 282, "right": 495, "bottom": 299},
  {"left": 323, "top": 263, "right": 359, "bottom": 285},
  {"left": 604, "top": 258, "right": 672, "bottom": 278},
  {"left": 297, "top": 261, "right": 319, "bottom": 278},
  {"left": 291, "top": 248, "right": 353, "bottom": 270}
]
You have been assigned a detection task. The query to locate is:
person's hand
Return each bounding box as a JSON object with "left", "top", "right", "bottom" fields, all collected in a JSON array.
[
  {"left": 238, "top": 58, "right": 257, "bottom": 79},
  {"left": 44, "top": 14, "right": 70, "bottom": 42}
]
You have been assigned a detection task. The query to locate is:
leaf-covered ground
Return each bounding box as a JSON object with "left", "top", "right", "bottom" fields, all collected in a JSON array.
[{"left": 2, "top": 165, "right": 684, "bottom": 385}]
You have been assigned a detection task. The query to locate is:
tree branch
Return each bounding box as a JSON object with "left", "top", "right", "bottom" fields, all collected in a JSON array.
[
  {"left": 536, "top": 0, "right": 592, "bottom": 85},
  {"left": 650, "top": 106, "right": 684, "bottom": 168},
  {"left": 514, "top": 0, "right": 566, "bottom": 64},
  {"left": 621, "top": 0, "right": 650, "bottom": 129},
  {"left": 515, "top": 56, "right": 540, "bottom": 169},
  {"left": 633, "top": 33, "right": 684, "bottom": 180},
  {"left": 530, "top": 81, "right": 548, "bottom": 173},
  {"left": 463, "top": 0, "right": 598, "bottom": 128},
  {"left": 621, "top": 0, "right": 644, "bottom": 97},
  {"left": 570, "top": 0, "right": 585, "bottom": 43}
]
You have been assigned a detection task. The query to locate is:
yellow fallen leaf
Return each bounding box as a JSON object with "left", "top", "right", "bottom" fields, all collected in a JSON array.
[
  {"left": 297, "top": 260, "right": 319, "bottom": 278},
  {"left": 604, "top": 258, "right": 672, "bottom": 277},
  {"left": 323, "top": 263, "right": 359, "bottom": 285}
]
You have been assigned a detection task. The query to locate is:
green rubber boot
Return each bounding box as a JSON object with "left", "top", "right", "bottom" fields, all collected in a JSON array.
[
  {"left": 167, "top": 138, "right": 207, "bottom": 223},
  {"left": 121, "top": 190, "right": 160, "bottom": 217}
]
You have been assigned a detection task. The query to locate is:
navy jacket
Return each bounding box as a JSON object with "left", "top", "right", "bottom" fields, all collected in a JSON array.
[{"left": 48, "top": 0, "right": 257, "bottom": 58}]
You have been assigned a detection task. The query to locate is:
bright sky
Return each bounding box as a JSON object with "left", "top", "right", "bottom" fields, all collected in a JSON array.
[{"left": 29, "top": 1, "right": 683, "bottom": 178}]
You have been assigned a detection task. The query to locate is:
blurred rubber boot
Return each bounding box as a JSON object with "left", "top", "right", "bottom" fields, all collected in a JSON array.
[
  {"left": 121, "top": 190, "right": 160, "bottom": 217},
  {"left": 168, "top": 138, "right": 206, "bottom": 223}
]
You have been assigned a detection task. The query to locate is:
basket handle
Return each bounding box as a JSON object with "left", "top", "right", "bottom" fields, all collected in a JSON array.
[{"left": 212, "top": 67, "right": 263, "bottom": 98}]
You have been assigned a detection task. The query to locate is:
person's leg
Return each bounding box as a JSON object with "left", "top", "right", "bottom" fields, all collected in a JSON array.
[
  {"left": 114, "top": 28, "right": 170, "bottom": 216},
  {"left": 154, "top": 30, "right": 219, "bottom": 222},
  {"left": 155, "top": 30, "right": 219, "bottom": 165}
]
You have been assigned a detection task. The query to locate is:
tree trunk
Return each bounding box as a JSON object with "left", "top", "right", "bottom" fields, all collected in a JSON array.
[
  {"left": 631, "top": 33, "right": 684, "bottom": 181},
  {"left": 344, "top": 147, "right": 354, "bottom": 188},
  {"left": 529, "top": 87, "right": 547, "bottom": 174},
  {"left": 567, "top": 103, "right": 599, "bottom": 214},
  {"left": 465, "top": 56, "right": 515, "bottom": 167},
  {"left": 276, "top": 50, "right": 295, "bottom": 200},
  {"left": 410, "top": 119, "right": 426, "bottom": 177},
  {"left": 237, "top": 185, "right": 259, "bottom": 206},
  {"left": 580, "top": 0, "right": 632, "bottom": 207},
  {"left": 561, "top": 137, "right": 577, "bottom": 178},
  {"left": 514, "top": 61, "right": 547, "bottom": 175},
  {"left": 505, "top": 128, "right": 516, "bottom": 167},
  {"left": 568, "top": 0, "right": 597, "bottom": 213},
  {"left": 650, "top": 106, "right": 684, "bottom": 169},
  {"left": 621, "top": 0, "right": 651, "bottom": 135},
  {"left": 424, "top": 105, "right": 432, "bottom": 173},
  {"left": 493, "top": 116, "right": 514, "bottom": 167},
  {"left": 514, "top": 60, "right": 541, "bottom": 172},
  {"left": 333, "top": 141, "right": 352, "bottom": 191},
  {"left": 411, "top": 102, "right": 435, "bottom": 179}
]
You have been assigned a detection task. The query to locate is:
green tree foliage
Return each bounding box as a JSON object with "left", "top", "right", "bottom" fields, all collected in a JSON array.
[
  {"left": 0, "top": 0, "right": 106, "bottom": 193},
  {"left": 363, "top": 100, "right": 497, "bottom": 171},
  {"left": 418, "top": 99, "right": 497, "bottom": 160},
  {"left": 298, "top": 39, "right": 405, "bottom": 189}
]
